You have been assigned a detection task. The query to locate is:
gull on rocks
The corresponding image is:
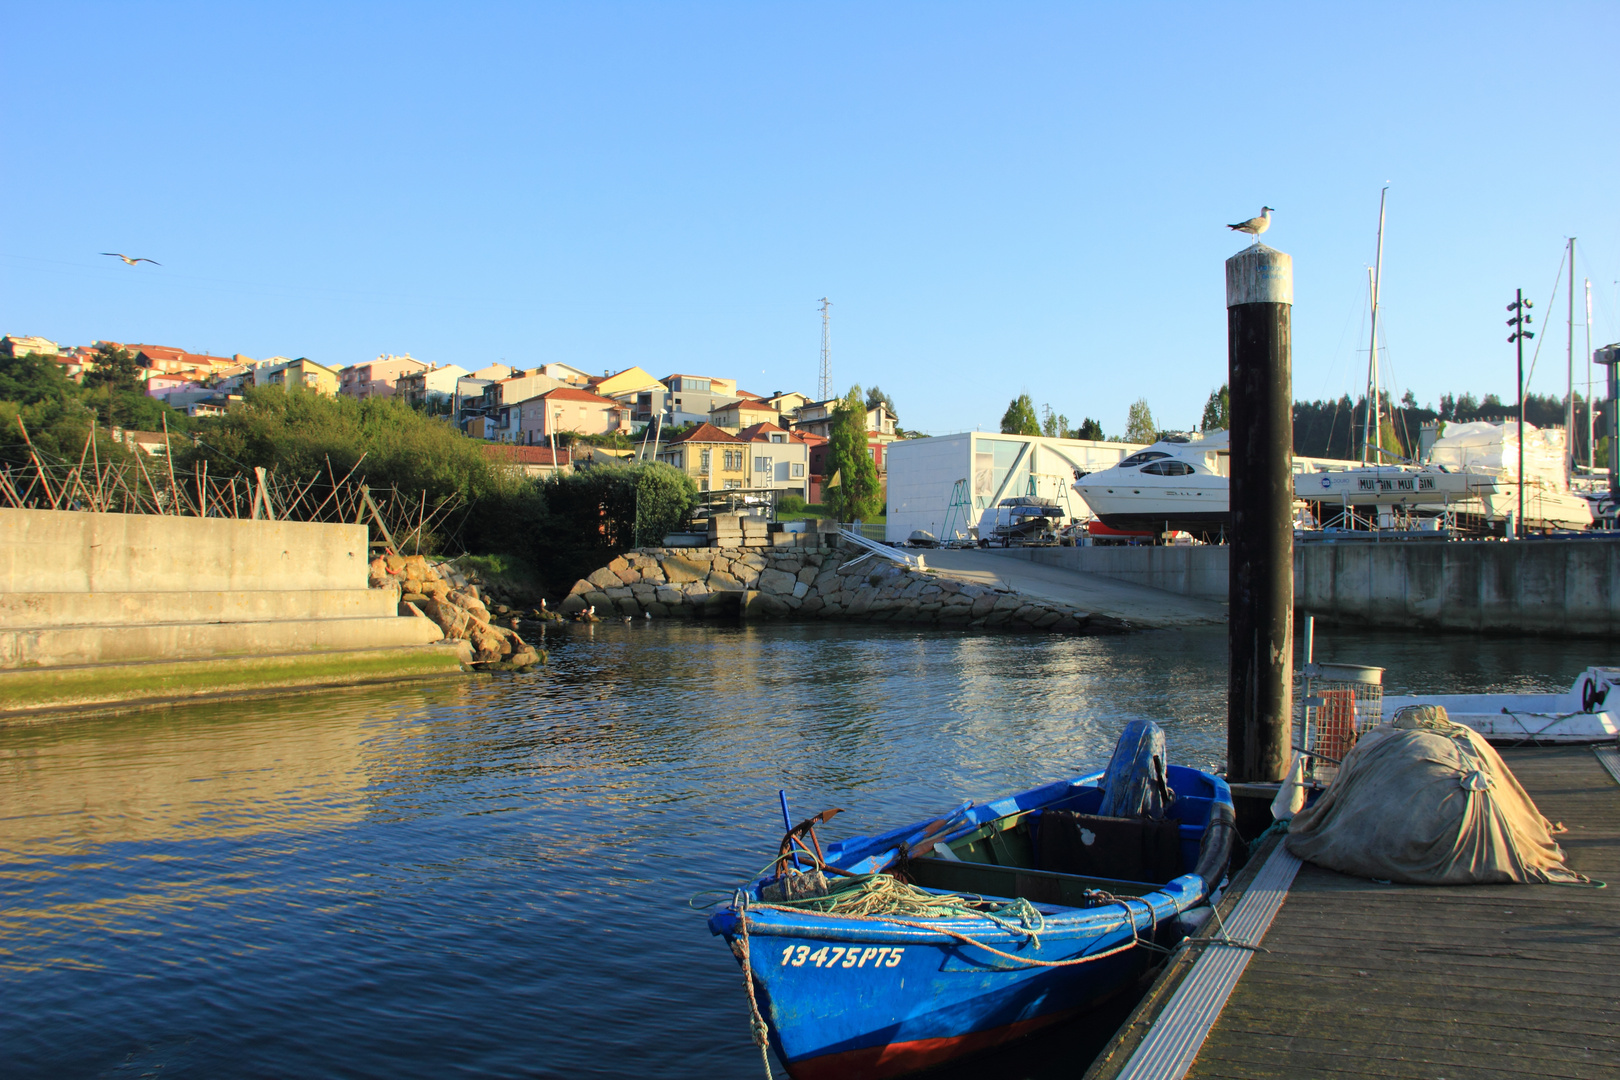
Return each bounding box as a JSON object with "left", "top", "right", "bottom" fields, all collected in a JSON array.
[{"left": 1226, "top": 207, "right": 1274, "bottom": 241}]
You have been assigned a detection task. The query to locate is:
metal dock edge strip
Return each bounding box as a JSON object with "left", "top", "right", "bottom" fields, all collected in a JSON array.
[
  {"left": 1113, "top": 841, "right": 1303, "bottom": 1080},
  {"left": 1596, "top": 746, "right": 1620, "bottom": 787}
]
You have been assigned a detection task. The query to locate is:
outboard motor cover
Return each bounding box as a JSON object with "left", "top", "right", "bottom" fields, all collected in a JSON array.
[{"left": 1097, "top": 718, "right": 1175, "bottom": 819}]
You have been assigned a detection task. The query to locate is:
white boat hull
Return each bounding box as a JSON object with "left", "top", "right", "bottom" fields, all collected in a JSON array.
[{"left": 1383, "top": 667, "right": 1620, "bottom": 745}]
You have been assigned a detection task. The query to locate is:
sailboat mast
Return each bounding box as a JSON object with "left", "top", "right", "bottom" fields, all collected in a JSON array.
[
  {"left": 1587, "top": 277, "right": 1596, "bottom": 470},
  {"left": 1567, "top": 237, "right": 1576, "bottom": 480},
  {"left": 1362, "top": 187, "right": 1388, "bottom": 465}
]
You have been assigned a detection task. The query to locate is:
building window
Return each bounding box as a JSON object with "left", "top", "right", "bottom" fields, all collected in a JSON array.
[
  {"left": 771, "top": 433, "right": 785, "bottom": 443},
  {"left": 755, "top": 456, "right": 771, "bottom": 473},
  {"left": 700, "top": 449, "right": 712, "bottom": 472},
  {"left": 723, "top": 479, "right": 741, "bottom": 490},
  {"left": 791, "top": 463, "right": 805, "bottom": 478}
]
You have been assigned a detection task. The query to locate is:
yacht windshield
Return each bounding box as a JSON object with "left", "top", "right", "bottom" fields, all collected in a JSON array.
[{"left": 1118, "top": 451, "right": 1171, "bottom": 468}]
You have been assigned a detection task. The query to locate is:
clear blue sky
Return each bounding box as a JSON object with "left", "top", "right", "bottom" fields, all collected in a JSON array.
[{"left": 3, "top": 2, "right": 1616, "bottom": 436}]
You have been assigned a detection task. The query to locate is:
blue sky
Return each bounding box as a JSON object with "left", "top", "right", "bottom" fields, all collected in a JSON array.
[{"left": 3, "top": 2, "right": 1616, "bottom": 436}]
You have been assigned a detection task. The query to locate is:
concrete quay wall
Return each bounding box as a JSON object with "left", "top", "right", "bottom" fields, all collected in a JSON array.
[
  {"left": 564, "top": 546, "right": 1130, "bottom": 634},
  {"left": 0, "top": 508, "right": 370, "bottom": 594},
  {"left": 999, "top": 537, "right": 1620, "bottom": 636},
  {"left": 1295, "top": 537, "right": 1620, "bottom": 636}
]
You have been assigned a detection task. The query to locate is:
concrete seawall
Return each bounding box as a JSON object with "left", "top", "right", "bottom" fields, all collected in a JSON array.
[
  {"left": 1296, "top": 537, "right": 1620, "bottom": 636},
  {"left": 998, "top": 537, "right": 1620, "bottom": 636},
  {"left": 0, "top": 509, "right": 369, "bottom": 593},
  {"left": 0, "top": 508, "right": 462, "bottom": 717}
]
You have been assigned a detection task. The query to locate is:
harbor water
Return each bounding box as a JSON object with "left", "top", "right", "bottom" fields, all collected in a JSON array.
[{"left": 1, "top": 622, "right": 1610, "bottom": 1078}]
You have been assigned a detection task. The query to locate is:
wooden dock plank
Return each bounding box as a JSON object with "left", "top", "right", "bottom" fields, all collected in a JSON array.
[{"left": 1178, "top": 746, "right": 1620, "bottom": 1080}]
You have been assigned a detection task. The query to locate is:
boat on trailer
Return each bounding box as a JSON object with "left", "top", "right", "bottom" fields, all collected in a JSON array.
[
  {"left": 707, "top": 722, "right": 1235, "bottom": 1079},
  {"left": 1382, "top": 666, "right": 1620, "bottom": 744}
]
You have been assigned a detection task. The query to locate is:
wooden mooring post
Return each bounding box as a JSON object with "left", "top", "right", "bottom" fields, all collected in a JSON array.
[{"left": 1226, "top": 244, "right": 1293, "bottom": 784}]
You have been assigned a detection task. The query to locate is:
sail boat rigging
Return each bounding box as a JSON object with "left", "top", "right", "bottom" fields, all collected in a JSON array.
[{"left": 1361, "top": 187, "right": 1388, "bottom": 464}]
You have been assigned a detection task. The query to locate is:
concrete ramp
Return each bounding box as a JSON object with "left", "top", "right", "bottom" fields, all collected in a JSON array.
[{"left": 921, "top": 549, "right": 1226, "bottom": 628}]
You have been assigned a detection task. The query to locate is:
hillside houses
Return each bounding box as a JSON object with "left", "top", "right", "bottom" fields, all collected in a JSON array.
[{"left": 0, "top": 332, "right": 907, "bottom": 501}]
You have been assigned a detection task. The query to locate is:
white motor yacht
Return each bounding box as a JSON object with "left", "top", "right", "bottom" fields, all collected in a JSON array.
[
  {"left": 1295, "top": 464, "right": 1499, "bottom": 506},
  {"left": 1071, "top": 432, "right": 1230, "bottom": 537},
  {"left": 1383, "top": 667, "right": 1620, "bottom": 744}
]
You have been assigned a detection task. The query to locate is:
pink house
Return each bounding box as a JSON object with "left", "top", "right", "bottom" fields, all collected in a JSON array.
[{"left": 518, "top": 387, "right": 630, "bottom": 444}]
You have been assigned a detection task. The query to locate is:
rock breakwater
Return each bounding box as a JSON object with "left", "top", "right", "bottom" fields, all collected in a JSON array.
[
  {"left": 370, "top": 553, "right": 542, "bottom": 667},
  {"left": 561, "top": 545, "right": 1129, "bottom": 634}
]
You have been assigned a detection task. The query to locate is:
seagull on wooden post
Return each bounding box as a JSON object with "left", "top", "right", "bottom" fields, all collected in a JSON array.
[
  {"left": 101, "top": 252, "right": 161, "bottom": 266},
  {"left": 1226, "top": 207, "right": 1274, "bottom": 244}
]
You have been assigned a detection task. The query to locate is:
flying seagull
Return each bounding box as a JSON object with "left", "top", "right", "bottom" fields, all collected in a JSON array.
[
  {"left": 1226, "top": 207, "right": 1274, "bottom": 240},
  {"left": 100, "top": 252, "right": 161, "bottom": 266}
]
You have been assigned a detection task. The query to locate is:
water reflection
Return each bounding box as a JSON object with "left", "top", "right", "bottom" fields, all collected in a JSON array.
[{"left": 0, "top": 621, "right": 1614, "bottom": 1078}]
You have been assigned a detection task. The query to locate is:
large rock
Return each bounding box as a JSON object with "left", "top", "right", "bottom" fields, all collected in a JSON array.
[
  {"left": 757, "top": 568, "right": 798, "bottom": 595},
  {"left": 662, "top": 556, "right": 709, "bottom": 584},
  {"left": 559, "top": 594, "right": 587, "bottom": 614},
  {"left": 615, "top": 567, "right": 641, "bottom": 585},
  {"left": 423, "top": 598, "right": 471, "bottom": 640},
  {"left": 656, "top": 587, "right": 684, "bottom": 605},
  {"left": 708, "top": 571, "right": 744, "bottom": 592},
  {"left": 587, "top": 567, "right": 621, "bottom": 590},
  {"left": 970, "top": 593, "right": 999, "bottom": 618},
  {"left": 797, "top": 567, "right": 818, "bottom": 585},
  {"left": 791, "top": 581, "right": 809, "bottom": 599}
]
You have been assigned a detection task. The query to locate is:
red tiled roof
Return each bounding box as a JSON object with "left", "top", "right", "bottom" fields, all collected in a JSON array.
[
  {"left": 665, "top": 422, "right": 742, "bottom": 445},
  {"left": 737, "top": 421, "right": 787, "bottom": 441},
  {"left": 790, "top": 431, "right": 827, "bottom": 445},
  {"left": 481, "top": 444, "right": 570, "bottom": 466},
  {"left": 711, "top": 398, "right": 777, "bottom": 414},
  {"left": 530, "top": 387, "right": 623, "bottom": 406}
]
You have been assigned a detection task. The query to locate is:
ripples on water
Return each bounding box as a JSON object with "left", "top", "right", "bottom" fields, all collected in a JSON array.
[{"left": 0, "top": 622, "right": 1609, "bottom": 1078}]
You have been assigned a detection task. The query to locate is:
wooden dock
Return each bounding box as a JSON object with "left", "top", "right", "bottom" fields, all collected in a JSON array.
[{"left": 1086, "top": 746, "right": 1620, "bottom": 1080}]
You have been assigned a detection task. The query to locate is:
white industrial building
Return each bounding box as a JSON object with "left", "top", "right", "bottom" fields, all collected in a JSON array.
[{"left": 885, "top": 432, "right": 1145, "bottom": 543}]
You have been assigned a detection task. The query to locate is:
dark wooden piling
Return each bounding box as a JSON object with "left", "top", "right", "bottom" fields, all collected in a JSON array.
[{"left": 1226, "top": 244, "right": 1294, "bottom": 784}]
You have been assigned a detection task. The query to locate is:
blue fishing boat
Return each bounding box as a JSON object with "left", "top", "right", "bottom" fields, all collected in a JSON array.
[{"left": 708, "top": 721, "right": 1236, "bottom": 1079}]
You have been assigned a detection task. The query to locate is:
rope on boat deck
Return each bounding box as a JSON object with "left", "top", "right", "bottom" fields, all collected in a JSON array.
[
  {"left": 738, "top": 893, "right": 1155, "bottom": 971},
  {"left": 732, "top": 889, "right": 776, "bottom": 1080}
]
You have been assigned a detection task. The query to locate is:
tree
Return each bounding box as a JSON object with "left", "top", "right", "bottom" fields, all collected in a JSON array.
[
  {"left": 1124, "top": 398, "right": 1156, "bottom": 443},
  {"left": 1000, "top": 394, "right": 1041, "bottom": 436},
  {"left": 865, "top": 386, "right": 897, "bottom": 417},
  {"left": 1041, "top": 405, "right": 1059, "bottom": 439},
  {"left": 1400, "top": 389, "right": 1417, "bottom": 410},
  {"left": 83, "top": 344, "right": 143, "bottom": 394},
  {"left": 1055, "top": 413, "right": 1070, "bottom": 439},
  {"left": 1200, "top": 385, "right": 1230, "bottom": 431},
  {"left": 822, "top": 385, "right": 882, "bottom": 521},
  {"left": 1076, "top": 417, "right": 1104, "bottom": 441}
]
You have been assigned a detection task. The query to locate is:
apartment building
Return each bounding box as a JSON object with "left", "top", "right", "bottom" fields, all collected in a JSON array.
[{"left": 339, "top": 355, "right": 427, "bottom": 399}]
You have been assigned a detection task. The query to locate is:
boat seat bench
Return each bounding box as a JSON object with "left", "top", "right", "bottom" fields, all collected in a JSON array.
[{"left": 907, "top": 856, "right": 1159, "bottom": 907}]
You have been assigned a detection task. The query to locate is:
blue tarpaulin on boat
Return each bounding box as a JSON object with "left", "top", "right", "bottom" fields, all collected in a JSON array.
[{"left": 1097, "top": 719, "right": 1175, "bottom": 819}]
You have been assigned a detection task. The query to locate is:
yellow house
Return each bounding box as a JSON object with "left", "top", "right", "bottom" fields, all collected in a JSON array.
[
  {"left": 657, "top": 422, "right": 749, "bottom": 492},
  {"left": 592, "top": 366, "right": 667, "bottom": 399},
  {"left": 255, "top": 357, "right": 338, "bottom": 395}
]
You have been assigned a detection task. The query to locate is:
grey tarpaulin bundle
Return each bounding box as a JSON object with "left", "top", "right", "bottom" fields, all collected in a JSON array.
[{"left": 1286, "top": 705, "right": 1591, "bottom": 885}]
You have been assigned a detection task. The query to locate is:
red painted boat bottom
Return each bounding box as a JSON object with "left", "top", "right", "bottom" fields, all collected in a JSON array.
[{"left": 786, "top": 1008, "right": 1081, "bottom": 1080}]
